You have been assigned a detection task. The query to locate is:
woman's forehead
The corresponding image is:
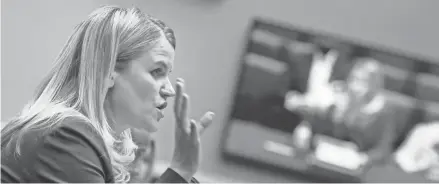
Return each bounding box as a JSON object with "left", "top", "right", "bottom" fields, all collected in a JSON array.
[
  {"left": 151, "top": 41, "right": 174, "bottom": 58},
  {"left": 150, "top": 37, "right": 175, "bottom": 66}
]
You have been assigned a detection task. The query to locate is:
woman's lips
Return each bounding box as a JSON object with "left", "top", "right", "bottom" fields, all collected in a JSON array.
[{"left": 156, "top": 108, "right": 164, "bottom": 120}]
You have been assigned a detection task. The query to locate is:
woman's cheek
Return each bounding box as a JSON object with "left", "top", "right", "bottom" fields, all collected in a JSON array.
[{"left": 112, "top": 77, "right": 143, "bottom": 119}]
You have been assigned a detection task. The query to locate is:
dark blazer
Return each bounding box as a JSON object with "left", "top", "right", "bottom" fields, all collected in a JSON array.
[
  {"left": 332, "top": 96, "right": 397, "bottom": 161},
  {"left": 1, "top": 117, "right": 198, "bottom": 183}
]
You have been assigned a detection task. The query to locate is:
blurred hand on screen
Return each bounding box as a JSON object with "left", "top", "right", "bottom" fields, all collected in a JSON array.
[
  {"left": 395, "top": 122, "right": 439, "bottom": 173},
  {"left": 305, "top": 50, "right": 340, "bottom": 111}
]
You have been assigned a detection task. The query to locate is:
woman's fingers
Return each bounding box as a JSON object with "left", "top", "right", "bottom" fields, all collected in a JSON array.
[
  {"left": 174, "top": 78, "right": 191, "bottom": 134},
  {"left": 179, "top": 94, "right": 190, "bottom": 134},
  {"left": 285, "top": 91, "right": 307, "bottom": 111},
  {"left": 190, "top": 120, "right": 200, "bottom": 143},
  {"left": 174, "top": 78, "right": 184, "bottom": 117},
  {"left": 324, "top": 49, "right": 339, "bottom": 65},
  {"left": 313, "top": 49, "right": 339, "bottom": 64},
  {"left": 313, "top": 50, "right": 324, "bottom": 63},
  {"left": 198, "top": 112, "right": 215, "bottom": 135},
  {"left": 173, "top": 78, "right": 213, "bottom": 136}
]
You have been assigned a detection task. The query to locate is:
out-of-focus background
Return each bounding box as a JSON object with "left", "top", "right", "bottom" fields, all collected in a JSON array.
[{"left": 2, "top": 0, "right": 439, "bottom": 183}]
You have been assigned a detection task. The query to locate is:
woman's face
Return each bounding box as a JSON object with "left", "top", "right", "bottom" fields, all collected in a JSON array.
[
  {"left": 347, "top": 66, "right": 375, "bottom": 98},
  {"left": 105, "top": 35, "right": 176, "bottom": 134}
]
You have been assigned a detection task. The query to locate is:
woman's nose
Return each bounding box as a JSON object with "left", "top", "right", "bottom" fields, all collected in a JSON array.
[{"left": 160, "top": 81, "right": 176, "bottom": 98}]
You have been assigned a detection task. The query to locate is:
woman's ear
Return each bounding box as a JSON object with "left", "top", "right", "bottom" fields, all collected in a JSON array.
[{"left": 106, "top": 72, "right": 118, "bottom": 89}]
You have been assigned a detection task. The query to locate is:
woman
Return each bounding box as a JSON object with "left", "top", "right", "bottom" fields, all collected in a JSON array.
[{"left": 1, "top": 6, "right": 215, "bottom": 183}]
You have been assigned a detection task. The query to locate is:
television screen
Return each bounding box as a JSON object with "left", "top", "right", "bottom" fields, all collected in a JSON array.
[{"left": 221, "top": 18, "right": 439, "bottom": 182}]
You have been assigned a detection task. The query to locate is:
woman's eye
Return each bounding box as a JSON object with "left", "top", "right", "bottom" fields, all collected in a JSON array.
[{"left": 150, "top": 68, "right": 164, "bottom": 77}]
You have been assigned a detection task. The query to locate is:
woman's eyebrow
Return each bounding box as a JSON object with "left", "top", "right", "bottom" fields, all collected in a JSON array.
[
  {"left": 153, "top": 48, "right": 172, "bottom": 58},
  {"left": 155, "top": 60, "right": 172, "bottom": 73}
]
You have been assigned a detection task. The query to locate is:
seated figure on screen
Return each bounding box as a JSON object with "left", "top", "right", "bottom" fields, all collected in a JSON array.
[
  {"left": 286, "top": 53, "right": 397, "bottom": 166},
  {"left": 331, "top": 57, "right": 396, "bottom": 163}
]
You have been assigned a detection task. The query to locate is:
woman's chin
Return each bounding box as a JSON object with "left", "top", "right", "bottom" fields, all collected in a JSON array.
[
  {"left": 146, "top": 125, "right": 159, "bottom": 133},
  {"left": 125, "top": 117, "right": 159, "bottom": 133},
  {"left": 130, "top": 125, "right": 158, "bottom": 133},
  {"left": 141, "top": 118, "right": 159, "bottom": 133}
]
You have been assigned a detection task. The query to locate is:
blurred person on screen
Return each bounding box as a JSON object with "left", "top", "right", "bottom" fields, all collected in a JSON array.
[
  {"left": 331, "top": 58, "right": 396, "bottom": 164},
  {"left": 286, "top": 53, "right": 396, "bottom": 165}
]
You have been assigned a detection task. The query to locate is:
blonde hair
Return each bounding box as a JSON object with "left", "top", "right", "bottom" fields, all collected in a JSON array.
[{"left": 1, "top": 6, "right": 175, "bottom": 183}]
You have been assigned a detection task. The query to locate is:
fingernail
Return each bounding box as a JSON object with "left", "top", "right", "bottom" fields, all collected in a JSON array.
[
  {"left": 190, "top": 120, "right": 197, "bottom": 128},
  {"left": 177, "top": 78, "right": 184, "bottom": 82},
  {"left": 183, "top": 94, "right": 189, "bottom": 99}
]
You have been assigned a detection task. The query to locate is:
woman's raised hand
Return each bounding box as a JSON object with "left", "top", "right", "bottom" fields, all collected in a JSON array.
[
  {"left": 305, "top": 50, "right": 339, "bottom": 108},
  {"left": 170, "top": 78, "right": 215, "bottom": 181},
  {"left": 307, "top": 50, "right": 338, "bottom": 94}
]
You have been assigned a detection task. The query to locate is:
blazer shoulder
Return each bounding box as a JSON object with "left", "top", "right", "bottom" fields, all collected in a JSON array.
[{"left": 33, "top": 116, "right": 114, "bottom": 182}]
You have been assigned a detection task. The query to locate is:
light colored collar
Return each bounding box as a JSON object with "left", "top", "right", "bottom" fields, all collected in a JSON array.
[{"left": 362, "top": 94, "right": 385, "bottom": 115}]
